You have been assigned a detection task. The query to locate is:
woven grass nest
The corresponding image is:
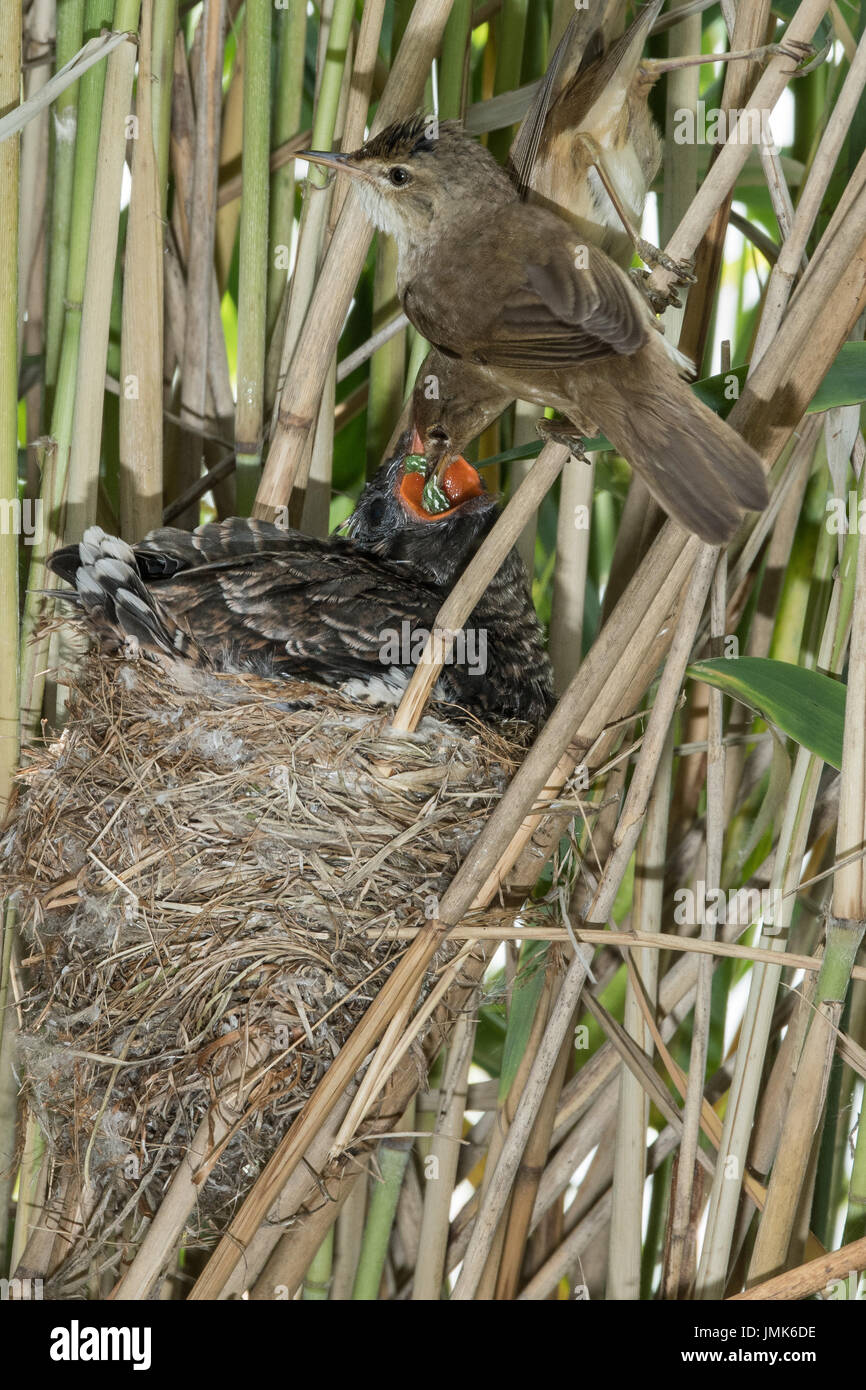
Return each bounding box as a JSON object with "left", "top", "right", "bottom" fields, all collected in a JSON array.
[{"left": 3, "top": 646, "right": 526, "bottom": 1285}]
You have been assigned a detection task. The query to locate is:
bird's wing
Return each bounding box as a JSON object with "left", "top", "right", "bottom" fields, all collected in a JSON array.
[
  {"left": 547, "top": 0, "right": 663, "bottom": 136},
  {"left": 49, "top": 518, "right": 316, "bottom": 586},
  {"left": 508, "top": 11, "right": 605, "bottom": 196},
  {"left": 464, "top": 238, "right": 649, "bottom": 370},
  {"left": 133, "top": 517, "right": 311, "bottom": 577},
  {"left": 509, "top": 1, "right": 665, "bottom": 196},
  {"left": 150, "top": 543, "right": 444, "bottom": 682}
]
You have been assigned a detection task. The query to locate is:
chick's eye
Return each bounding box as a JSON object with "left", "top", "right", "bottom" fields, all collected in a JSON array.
[{"left": 389, "top": 166, "right": 411, "bottom": 186}]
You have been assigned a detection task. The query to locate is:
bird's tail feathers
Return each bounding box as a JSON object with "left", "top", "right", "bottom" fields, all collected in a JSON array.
[
  {"left": 591, "top": 367, "right": 769, "bottom": 544},
  {"left": 50, "top": 526, "right": 199, "bottom": 661}
]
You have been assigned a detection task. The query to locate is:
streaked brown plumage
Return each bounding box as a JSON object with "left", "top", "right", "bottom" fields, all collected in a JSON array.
[{"left": 49, "top": 437, "right": 553, "bottom": 727}]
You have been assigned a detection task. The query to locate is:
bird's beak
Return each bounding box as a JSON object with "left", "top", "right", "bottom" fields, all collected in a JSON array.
[{"left": 298, "top": 149, "right": 360, "bottom": 176}]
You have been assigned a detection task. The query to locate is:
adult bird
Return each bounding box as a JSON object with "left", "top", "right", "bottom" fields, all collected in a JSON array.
[
  {"left": 300, "top": 115, "right": 769, "bottom": 545},
  {"left": 48, "top": 435, "right": 553, "bottom": 727}
]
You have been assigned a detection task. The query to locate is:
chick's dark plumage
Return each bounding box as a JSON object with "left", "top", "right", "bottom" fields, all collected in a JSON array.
[{"left": 49, "top": 438, "right": 553, "bottom": 726}]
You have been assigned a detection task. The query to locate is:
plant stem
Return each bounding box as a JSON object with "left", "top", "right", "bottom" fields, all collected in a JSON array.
[
  {"left": 18, "top": 0, "right": 114, "bottom": 741},
  {"left": 301, "top": 1226, "right": 334, "bottom": 1300},
  {"left": 150, "top": 0, "right": 178, "bottom": 211},
  {"left": 234, "top": 0, "right": 272, "bottom": 508},
  {"left": 487, "top": 0, "right": 529, "bottom": 164},
  {"left": 120, "top": 0, "right": 163, "bottom": 539},
  {"left": 438, "top": 0, "right": 472, "bottom": 118},
  {"left": 352, "top": 1112, "right": 415, "bottom": 1299},
  {"left": 43, "top": 0, "right": 85, "bottom": 404},
  {"left": 266, "top": 1, "right": 306, "bottom": 345}
]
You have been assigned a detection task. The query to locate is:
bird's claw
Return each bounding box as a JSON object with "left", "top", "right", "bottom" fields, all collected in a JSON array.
[
  {"left": 631, "top": 268, "right": 683, "bottom": 313},
  {"left": 536, "top": 418, "right": 590, "bottom": 462},
  {"left": 636, "top": 239, "right": 697, "bottom": 286},
  {"left": 771, "top": 39, "right": 824, "bottom": 76}
]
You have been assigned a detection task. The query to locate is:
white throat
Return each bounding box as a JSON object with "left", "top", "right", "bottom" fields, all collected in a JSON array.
[{"left": 352, "top": 179, "right": 413, "bottom": 261}]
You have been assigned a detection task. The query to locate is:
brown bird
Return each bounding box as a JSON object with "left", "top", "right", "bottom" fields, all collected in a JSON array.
[
  {"left": 510, "top": 0, "right": 665, "bottom": 272},
  {"left": 413, "top": 2, "right": 669, "bottom": 476},
  {"left": 511, "top": 1, "right": 811, "bottom": 270},
  {"left": 412, "top": 2, "right": 669, "bottom": 486},
  {"left": 301, "top": 116, "right": 769, "bottom": 543},
  {"left": 48, "top": 436, "right": 553, "bottom": 727}
]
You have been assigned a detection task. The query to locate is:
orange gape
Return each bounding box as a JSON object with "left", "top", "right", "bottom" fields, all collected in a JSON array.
[{"left": 398, "top": 441, "right": 484, "bottom": 521}]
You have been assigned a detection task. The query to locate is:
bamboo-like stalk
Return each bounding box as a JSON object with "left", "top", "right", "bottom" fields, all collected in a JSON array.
[
  {"left": 331, "top": 1178, "right": 368, "bottom": 1300},
  {"left": 352, "top": 1111, "right": 415, "bottom": 1299},
  {"left": 215, "top": 26, "right": 244, "bottom": 292},
  {"left": 349, "top": 929, "right": 866, "bottom": 978},
  {"left": 363, "top": 2, "right": 407, "bottom": 481},
  {"left": 149, "top": 0, "right": 177, "bottom": 207},
  {"left": 18, "top": 0, "right": 115, "bottom": 740},
  {"left": 17, "top": 7, "right": 56, "bottom": 428},
  {"left": 366, "top": 239, "right": 406, "bottom": 478},
  {"left": 608, "top": 742, "right": 672, "bottom": 1300},
  {"left": 165, "top": 37, "right": 236, "bottom": 522},
  {"left": 178, "top": 0, "right": 225, "bottom": 452},
  {"left": 549, "top": 453, "right": 594, "bottom": 693},
  {"left": 42, "top": 0, "right": 85, "bottom": 398},
  {"left": 583, "top": 552, "right": 717, "bottom": 1298},
  {"left": 269, "top": 0, "right": 355, "bottom": 428},
  {"left": 468, "top": 952, "right": 556, "bottom": 1298},
  {"left": 265, "top": 2, "right": 306, "bottom": 345},
  {"left": 411, "top": 1011, "right": 476, "bottom": 1299},
  {"left": 732, "top": 1233, "right": 866, "bottom": 1301},
  {"left": 495, "top": 1011, "right": 572, "bottom": 1300},
  {"left": 844, "top": 1087, "right": 866, "bottom": 1241},
  {"left": 9, "top": 1111, "right": 45, "bottom": 1275},
  {"left": 487, "top": 0, "right": 529, "bottom": 165},
  {"left": 233, "top": 0, "right": 271, "bottom": 508},
  {"left": 678, "top": 0, "right": 772, "bottom": 369},
  {"left": 290, "top": 59, "right": 363, "bottom": 531},
  {"left": 453, "top": 951, "right": 590, "bottom": 1298},
  {"left": 301, "top": 1227, "right": 334, "bottom": 1301},
  {"left": 666, "top": 560, "right": 727, "bottom": 1298},
  {"left": 119, "top": 0, "right": 163, "bottom": 540},
  {"left": 299, "top": 360, "right": 336, "bottom": 538},
  {"left": 438, "top": 0, "right": 472, "bottom": 119},
  {"left": 65, "top": 1, "right": 141, "bottom": 540}
]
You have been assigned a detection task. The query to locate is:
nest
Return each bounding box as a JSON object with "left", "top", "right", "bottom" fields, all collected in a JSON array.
[{"left": 2, "top": 649, "right": 524, "bottom": 1289}]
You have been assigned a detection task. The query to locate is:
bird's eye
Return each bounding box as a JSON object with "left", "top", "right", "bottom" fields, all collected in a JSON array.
[{"left": 389, "top": 166, "right": 411, "bottom": 187}]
